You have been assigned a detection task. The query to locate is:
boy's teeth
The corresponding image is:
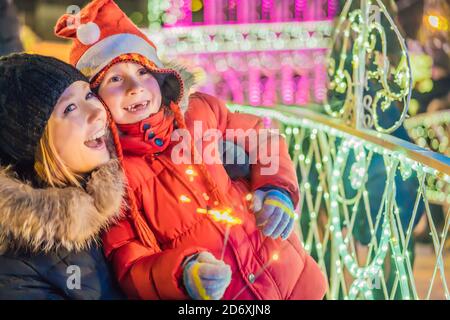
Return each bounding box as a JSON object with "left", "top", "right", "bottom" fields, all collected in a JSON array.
[{"left": 126, "top": 101, "right": 147, "bottom": 111}]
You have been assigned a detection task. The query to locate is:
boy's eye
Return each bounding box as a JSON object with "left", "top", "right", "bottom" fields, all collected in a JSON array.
[
  {"left": 139, "top": 68, "right": 149, "bottom": 76},
  {"left": 86, "top": 92, "right": 96, "bottom": 100},
  {"left": 110, "top": 76, "right": 122, "bottom": 83},
  {"left": 64, "top": 104, "right": 77, "bottom": 115}
]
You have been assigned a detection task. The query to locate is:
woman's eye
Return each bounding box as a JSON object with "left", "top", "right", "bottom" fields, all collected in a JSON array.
[{"left": 64, "top": 104, "right": 77, "bottom": 115}]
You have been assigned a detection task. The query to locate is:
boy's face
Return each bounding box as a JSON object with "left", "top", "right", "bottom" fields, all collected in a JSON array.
[{"left": 97, "top": 62, "right": 162, "bottom": 124}]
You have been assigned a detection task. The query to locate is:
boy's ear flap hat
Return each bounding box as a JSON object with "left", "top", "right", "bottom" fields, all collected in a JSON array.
[
  {"left": 54, "top": 0, "right": 183, "bottom": 106},
  {"left": 0, "top": 53, "right": 87, "bottom": 165},
  {"left": 55, "top": 1, "right": 165, "bottom": 250}
]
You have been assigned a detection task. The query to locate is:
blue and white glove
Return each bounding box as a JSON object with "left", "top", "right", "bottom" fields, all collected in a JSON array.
[
  {"left": 252, "top": 189, "right": 296, "bottom": 240},
  {"left": 183, "top": 251, "right": 232, "bottom": 300}
]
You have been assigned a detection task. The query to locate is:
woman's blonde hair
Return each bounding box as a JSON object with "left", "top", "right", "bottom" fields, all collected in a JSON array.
[{"left": 34, "top": 122, "right": 83, "bottom": 188}]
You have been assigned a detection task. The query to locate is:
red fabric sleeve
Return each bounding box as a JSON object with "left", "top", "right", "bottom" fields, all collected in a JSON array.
[
  {"left": 189, "top": 92, "right": 300, "bottom": 207},
  {"left": 103, "top": 218, "right": 204, "bottom": 300}
]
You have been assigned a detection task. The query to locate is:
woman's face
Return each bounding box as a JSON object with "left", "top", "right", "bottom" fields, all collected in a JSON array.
[
  {"left": 97, "top": 62, "right": 162, "bottom": 124},
  {"left": 49, "top": 81, "right": 110, "bottom": 174}
]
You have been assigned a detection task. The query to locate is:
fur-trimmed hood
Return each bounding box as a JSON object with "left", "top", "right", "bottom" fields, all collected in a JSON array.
[
  {"left": 0, "top": 159, "right": 125, "bottom": 254},
  {"left": 163, "top": 61, "right": 198, "bottom": 114}
]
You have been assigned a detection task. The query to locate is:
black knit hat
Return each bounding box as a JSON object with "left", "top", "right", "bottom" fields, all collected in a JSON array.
[{"left": 0, "top": 53, "right": 87, "bottom": 165}]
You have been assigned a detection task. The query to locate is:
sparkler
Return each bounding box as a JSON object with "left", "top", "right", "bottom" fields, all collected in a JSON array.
[
  {"left": 196, "top": 207, "right": 242, "bottom": 261},
  {"left": 231, "top": 249, "right": 283, "bottom": 300}
]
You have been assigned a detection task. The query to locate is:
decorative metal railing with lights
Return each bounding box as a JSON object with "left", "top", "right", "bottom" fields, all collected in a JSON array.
[
  {"left": 226, "top": 0, "right": 449, "bottom": 299},
  {"left": 405, "top": 110, "right": 450, "bottom": 158},
  {"left": 405, "top": 110, "right": 450, "bottom": 206},
  {"left": 229, "top": 103, "right": 450, "bottom": 300}
]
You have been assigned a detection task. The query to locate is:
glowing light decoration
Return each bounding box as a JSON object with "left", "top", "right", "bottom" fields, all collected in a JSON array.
[
  {"left": 192, "top": 0, "right": 203, "bottom": 12},
  {"left": 314, "top": 62, "right": 327, "bottom": 102},
  {"left": 328, "top": 0, "right": 339, "bottom": 18},
  {"left": 261, "top": 0, "right": 273, "bottom": 21},
  {"left": 237, "top": 0, "right": 258, "bottom": 23},
  {"left": 295, "top": 0, "right": 309, "bottom": 20},
  {"left": 185, "top": 165, "right": 198, "bottom": 182},
  {"left": 426, "top": 14, "right": 449, "bottom": 31},
  {"left": 261, "top": 73, "right": 276, "bottom": 107},
  {"left": 325, "top": 0, "right": 412, "bottom": 133},
  {"left": 330, "top": 139, "right": 404, "bottom": 299},
  {"left": 405, "top": 111, "right": 450, "bottom": 157},
  {"left": 179, "top": 195, "right": 192, "bottom": 203},
  {"left": 296, "top": 74, "right": 310, "bottom": 105},
  {"left": 179, "top": 0, "right": 193, "bottom": 26},
  {"left": 281, "top": 62, "right": 295, "bottom": 105},
  {"left": 248, "top": 59, "right": 262, "bottom": 106},
  {"left": 404, "top": 110, "right": 450, "bottom": 205},
  {"left": 147, "top": 0, "right": 166, "bottom": 31},
  {"left": 148, "top": 0, "right": 338, "bottom": 107}
]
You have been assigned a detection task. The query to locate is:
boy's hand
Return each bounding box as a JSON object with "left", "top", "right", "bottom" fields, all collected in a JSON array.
[
  {"left": 183, "top": 252, "right": 232, "bottom": 300},
  {"left": 251, "top": 189, "right": 296, "bottom": 240}
]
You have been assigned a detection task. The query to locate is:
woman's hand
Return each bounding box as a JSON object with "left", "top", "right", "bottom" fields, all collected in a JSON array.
[
  {"left": 252, "top": 189, "right": 296, "bottom": 240},
  {"left": 183, "top": 252, "right": 232, "bottom": 300}
]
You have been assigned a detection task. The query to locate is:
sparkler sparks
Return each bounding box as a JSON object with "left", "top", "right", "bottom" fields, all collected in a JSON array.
[{"left": 196, "top": 207, "right": 242, "bottom": 225}]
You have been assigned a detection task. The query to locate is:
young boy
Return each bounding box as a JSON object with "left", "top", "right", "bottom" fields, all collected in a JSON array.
[{"left": 55, "top": 0, "right": 327, "bottom": 300}]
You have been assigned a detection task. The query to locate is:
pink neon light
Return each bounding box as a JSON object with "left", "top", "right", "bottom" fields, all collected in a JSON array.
[
  {"left": 328, "top": 0, "right": 339, "bottom": 18},
  {"left": 295, "top": 0, "right": 308, "bottom": 21},
  {"left": 296, "top": 74, "right": 310, "bottom": 105},
  {"left": 281, "top": 64, "right": 295, "bottom": 105},
  {"left": 248, "top": 62, "right": 261, "bottom": 106},
  {"left": 236, "top": 0, "right": 258, "bottom": 23},
  {"left": 161, "top": 1, "right": 340, "bottom": 106},
  {"left": 223, "top": 69, "right": 245, "bottom": 104},
  {"left": 261, "top": 73, "right": 276, "bottom": 106},
  {"left": 314, "top": 63, "right": 327, "bottom": 102},
  {"left": 261, "top": 0, "right": 273, "bottom": 21},
  {"left": 178, "top": 0, "right": 192, "bottom": 26}
]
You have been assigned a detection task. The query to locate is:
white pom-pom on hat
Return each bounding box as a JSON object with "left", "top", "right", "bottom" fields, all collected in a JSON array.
[{"left": 76, "top": 22, "right": 101, "bottom": 45}]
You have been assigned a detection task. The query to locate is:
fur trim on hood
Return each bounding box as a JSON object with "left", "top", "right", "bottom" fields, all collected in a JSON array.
[
  {"left": 0, "top": 159, "right": 125, "bottom": 254},
  {"left": 163, "top": 61, "right": 198, "bottom": 114}
]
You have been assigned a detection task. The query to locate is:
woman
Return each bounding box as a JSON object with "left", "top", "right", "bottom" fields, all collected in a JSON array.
[{"left": 0, "top": 53, "right": 124, "bottom": 299}]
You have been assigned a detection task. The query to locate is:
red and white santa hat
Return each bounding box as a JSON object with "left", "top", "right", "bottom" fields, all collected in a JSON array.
[{"left": 54, "top": 0, "right": 183, "bottom": 104}]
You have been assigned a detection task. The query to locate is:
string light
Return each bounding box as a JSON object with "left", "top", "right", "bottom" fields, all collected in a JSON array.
[
  {"left": 425, "top": 14, "right": 449, "bottom": 31},
  {"left": 185, "top": 166, "right": 198, "bottom": 182},
  {"left": 179, "top": 195, "right": 192, "bottom": 203},
  {"left": 150, "top": 20, "right": 333, "bottom": 56}
]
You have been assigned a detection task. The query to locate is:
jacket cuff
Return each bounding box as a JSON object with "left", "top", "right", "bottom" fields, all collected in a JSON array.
[
  {"left": 135, "top": 246, "right": 205, "bottom": 299},
  {"left": 257, "top": 185, "right": 292, "bottom": 200},
  {"left": 252, "top": 179, "right": 299, "bottom": 208}
]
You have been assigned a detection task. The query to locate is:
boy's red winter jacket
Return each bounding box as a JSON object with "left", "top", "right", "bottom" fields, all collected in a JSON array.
[{"left": 103, "top": 92, "right": 327, "bottom": 300}]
